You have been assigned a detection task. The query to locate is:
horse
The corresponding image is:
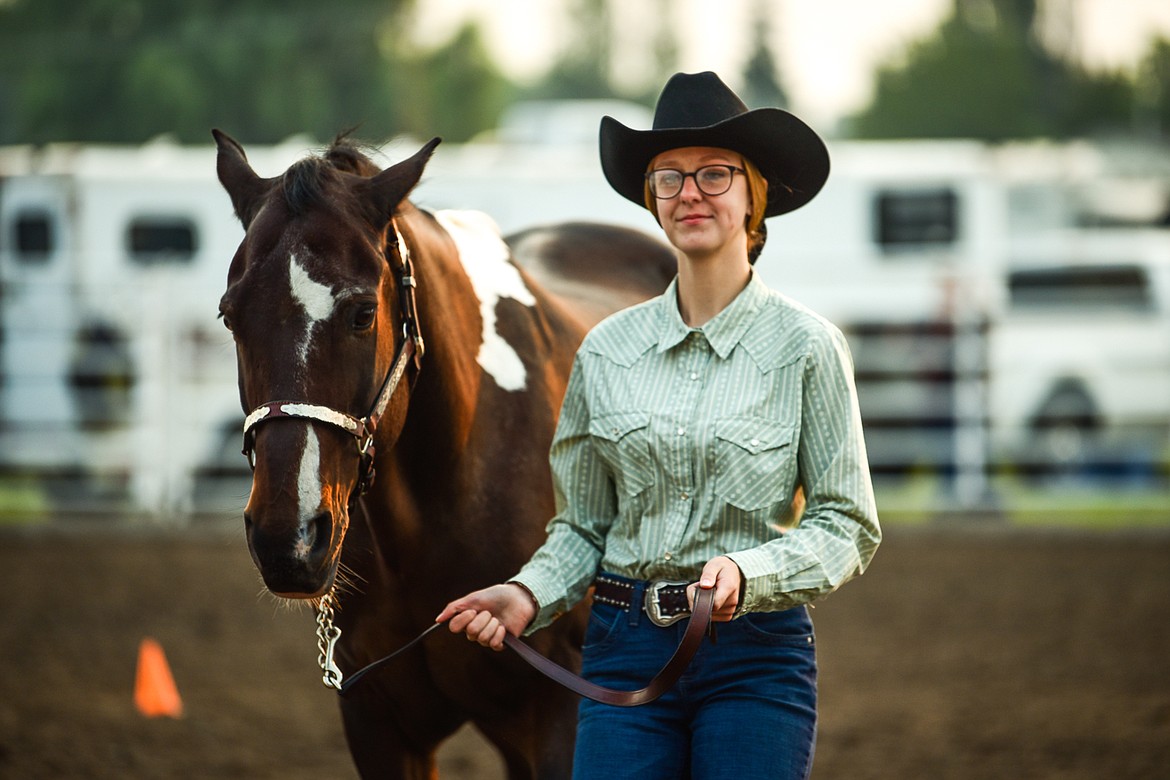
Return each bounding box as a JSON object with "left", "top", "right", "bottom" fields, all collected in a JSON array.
[{"left": 213, "top": 129, "right": 676, "bottom": 779}]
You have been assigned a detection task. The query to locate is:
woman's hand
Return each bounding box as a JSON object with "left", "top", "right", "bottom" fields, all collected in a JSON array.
[
  {"left": 436, "top": 583, "right": 538, "bottom": 651},
  {"left": 688, "top": 556, "right": 743, "bottom": 622}
]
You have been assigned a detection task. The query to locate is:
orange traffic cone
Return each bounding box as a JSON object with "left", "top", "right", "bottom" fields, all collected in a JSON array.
[{"left": 134, "top": 637, "right": 184, "bottom": 718}]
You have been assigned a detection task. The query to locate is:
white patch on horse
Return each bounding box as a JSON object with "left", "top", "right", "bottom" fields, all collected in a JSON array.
[
  {"left": 434, "top": 210, "right": 537, "bottom": 392},
  {"left": 288, "top": 252, "right": 337, "bottom": 367},
  {"left": 294, "top": 428, "right": 323, "bottom": 559}
]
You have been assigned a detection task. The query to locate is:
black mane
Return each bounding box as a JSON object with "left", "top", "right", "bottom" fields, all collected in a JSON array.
[{"left": 281, "top": 133, "right": 382, "bottom": 215}]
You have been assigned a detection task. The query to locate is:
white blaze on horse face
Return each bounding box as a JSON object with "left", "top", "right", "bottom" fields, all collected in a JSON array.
[
  {"left": 434, "top": 210, "right": 537, "bottom": 392},
  {"left": 294, "top": 427, "right": 323, "bottom": 558},
  {"left": 285, "top": 252, "right": 333, "bottom": 554},
  {"left": 288, "top": 252, "right": 337, "bottom": 368}
]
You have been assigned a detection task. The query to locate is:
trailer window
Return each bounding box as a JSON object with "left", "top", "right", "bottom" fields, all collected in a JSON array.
[
  {"left": 127, "top": 217, "right": 197, "bottom": 264},
  {"left": 875, "top": 189, "right": 959, "bottom": 250},
  {"left": 1008, "top": 265, "right": 1152, "bottom": 311},
  {"left": 11, "top": 210, "right": 55, "bottom": 263}
]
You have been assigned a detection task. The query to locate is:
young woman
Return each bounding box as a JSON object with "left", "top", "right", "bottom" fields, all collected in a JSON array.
[{"left": 438, "top": 71, "right": 881, "bottom": 780}]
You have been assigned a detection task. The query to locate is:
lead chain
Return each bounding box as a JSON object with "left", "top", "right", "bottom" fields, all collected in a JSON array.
[{"left": 316, "top": 590, "right": 344, "bottom": 690}]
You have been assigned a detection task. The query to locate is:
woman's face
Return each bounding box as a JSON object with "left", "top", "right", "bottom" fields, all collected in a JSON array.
[{"left": 650, "top": 146, "right": 751, "bottom": 261}]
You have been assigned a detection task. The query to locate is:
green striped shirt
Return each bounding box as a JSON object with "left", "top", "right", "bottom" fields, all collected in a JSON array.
[{"left": 514, "top": 272, "right": 881, "bottom": 632}]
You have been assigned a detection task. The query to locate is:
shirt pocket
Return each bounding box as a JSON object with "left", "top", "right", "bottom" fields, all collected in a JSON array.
[
  {"left": 713, "top": 415, "right": 796, "bottom": 511},
  {"left": 590, "top": 411, "right": 655, "bottom": 499}
]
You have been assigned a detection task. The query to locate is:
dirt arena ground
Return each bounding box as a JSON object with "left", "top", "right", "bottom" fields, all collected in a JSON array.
[{"left": 1, "top": 522, "right": 1167, "bottom": 779}]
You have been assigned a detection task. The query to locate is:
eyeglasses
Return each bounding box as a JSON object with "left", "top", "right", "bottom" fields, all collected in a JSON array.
[{"left": 645, "top": 164, "right": 746, "bottom": 199}]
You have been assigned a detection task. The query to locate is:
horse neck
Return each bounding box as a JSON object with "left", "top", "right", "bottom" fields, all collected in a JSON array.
[
  {"left": 362, "top": 209, "right": 581, "bottom": 577},
  {"left": 355, "top": 209, "right": 493, "bottom": 569},
  {"left": 394, "top": 208, "right": 484, "bottom": 454}
]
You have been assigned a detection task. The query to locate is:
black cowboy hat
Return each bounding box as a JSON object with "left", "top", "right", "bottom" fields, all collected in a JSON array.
[{"left": 599, "top": 71, "right": 829, "bottom": 217}]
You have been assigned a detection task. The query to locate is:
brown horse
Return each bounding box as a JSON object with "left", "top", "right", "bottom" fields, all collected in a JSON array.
[{"left": 213, "top": 130, "right": 675, "bottom": 778}]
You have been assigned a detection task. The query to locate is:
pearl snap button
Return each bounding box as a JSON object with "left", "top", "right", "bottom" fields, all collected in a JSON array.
[{"left": 750, "top": 438, "right": 760, "bottom": 447}]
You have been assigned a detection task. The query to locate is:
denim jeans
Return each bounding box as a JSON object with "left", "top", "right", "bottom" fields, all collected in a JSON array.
[{"left": 572, "top": 583, "right": 817, "bottom": 780}]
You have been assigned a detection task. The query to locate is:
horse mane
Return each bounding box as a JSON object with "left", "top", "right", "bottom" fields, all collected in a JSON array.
[{"left": 281, "top": 131, "right": 383, "bottom": 216}]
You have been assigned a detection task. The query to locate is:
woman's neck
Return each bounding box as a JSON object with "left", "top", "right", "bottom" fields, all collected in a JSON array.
[{"left": 675, "top": 249, "right": 752, "bottom": 327}]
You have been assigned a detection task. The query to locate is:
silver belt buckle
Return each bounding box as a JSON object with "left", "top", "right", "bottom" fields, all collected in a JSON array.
[{"left": 643, "top": 580, "right": 690, "bottom": 627}]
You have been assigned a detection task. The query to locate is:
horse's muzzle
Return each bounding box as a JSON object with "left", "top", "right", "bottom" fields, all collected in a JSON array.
[{"left": 245, "top": 511, "right": 338, "bottom": 598}]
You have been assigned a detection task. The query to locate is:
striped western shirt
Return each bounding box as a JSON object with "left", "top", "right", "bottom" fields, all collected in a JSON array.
[{"left": 513, "top": 271, "right": 881, "bottom": 632}]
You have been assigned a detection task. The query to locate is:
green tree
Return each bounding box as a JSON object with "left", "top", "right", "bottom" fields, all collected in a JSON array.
[
  {"left": 646, "top": 0, "right": 679, "bottom": 98},
  {"left": 528, "top": 0, "right": 617, "bottom": 100},
  {"left": 851, "top": 0, "right": 1135, "bottom": 140},
  {"left": 1135, "top": 37, "right": 1170, "bottom": 140},
  {"left": 395, "top": 22, "right": 517, "bottom": 143},
  {"left": 741, "top": 0, "right": 788, "bottom": 109},
  {"left": 0, "top": 0, "right": 417, "bottom": 144}
]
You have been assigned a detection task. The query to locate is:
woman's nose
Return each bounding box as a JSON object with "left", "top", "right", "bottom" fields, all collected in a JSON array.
[{"left": 678, "top": 175, "right": 703, "bottom": 200}]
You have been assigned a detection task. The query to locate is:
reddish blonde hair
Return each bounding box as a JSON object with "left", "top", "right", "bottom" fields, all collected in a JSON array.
[{"left": 643, "top": 154, "right": 769, "bottom": 260}]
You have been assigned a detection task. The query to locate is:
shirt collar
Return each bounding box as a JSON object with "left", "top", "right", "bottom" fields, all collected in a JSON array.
[{"left": 656, "top": 271, "right": 768, "bottom": 359}]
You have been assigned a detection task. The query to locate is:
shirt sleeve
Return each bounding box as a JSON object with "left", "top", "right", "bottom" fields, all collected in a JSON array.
[
  {"left": 726, "top": 324, "right": 881, "bottom": 614},
  {"left": 510, "top": 355, "right": 616, "bottom": 633}
]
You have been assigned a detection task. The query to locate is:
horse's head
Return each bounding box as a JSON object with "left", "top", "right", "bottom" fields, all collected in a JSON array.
[{"left": 213, "top": 129, "right": 440, "bottom": 598}]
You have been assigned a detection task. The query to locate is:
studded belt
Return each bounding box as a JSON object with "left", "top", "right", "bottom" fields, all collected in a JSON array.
[{"left": 593, "top": 574, "right": 693, "bottom": 627}]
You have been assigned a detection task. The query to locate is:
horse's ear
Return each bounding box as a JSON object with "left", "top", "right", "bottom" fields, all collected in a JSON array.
[
  {"left": 213, "top": 129, "right": 272, "bottom": 228},
  {"left": 357, "top": 137, "right": 442, "bottom": 226}
]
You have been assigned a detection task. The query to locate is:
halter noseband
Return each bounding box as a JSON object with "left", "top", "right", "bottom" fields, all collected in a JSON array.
[{"left": 240, "top": 218, "right": 423, "bottom": 497}]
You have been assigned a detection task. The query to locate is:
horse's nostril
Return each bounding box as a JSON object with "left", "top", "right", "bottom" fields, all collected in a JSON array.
[{"left": 308, "top": 513, "right": 332, "bottom": 560}]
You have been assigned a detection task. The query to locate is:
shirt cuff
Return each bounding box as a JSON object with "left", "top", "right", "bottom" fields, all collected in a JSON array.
[
  {"left": 725, "top": 547, "right": 815, "bottom": 616},
  {"left": 508, "top": 570, "right": 565, "bottom": 634}
]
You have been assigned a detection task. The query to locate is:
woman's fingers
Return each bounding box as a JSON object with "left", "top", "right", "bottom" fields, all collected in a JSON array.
[
  {"left": 446, "top": 608, "right": 476, "bottom": 633},
  {"left": 466, "top": 610, "right": 497, "bottom": 641},
  {"left": 438, "top": 583, "right": 537, "bottom": 648},
  {"left": 441, "top": 608, "right": 506, "bottom": 650},
  {"left": 689, "top": 556, "right": 744, "bottom": 622},
  {"left": 689, "top": 583, "right": 739, "bottom": 622},
  {"left": 438, "top": 586, "right": 524, "bottom": 651}
]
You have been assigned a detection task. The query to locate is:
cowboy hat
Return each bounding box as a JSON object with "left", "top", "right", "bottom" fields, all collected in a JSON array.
[{"left": 599, "top": 71, "right": 829, "bottom": 217}]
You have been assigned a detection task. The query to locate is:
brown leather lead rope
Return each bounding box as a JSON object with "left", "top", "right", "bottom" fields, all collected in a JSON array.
[
  {"left": 336, "top": 586, "right": 716, "bottom": 707},
  {"left": 503, "top": 585, "right": 715, "bottom": 707}
]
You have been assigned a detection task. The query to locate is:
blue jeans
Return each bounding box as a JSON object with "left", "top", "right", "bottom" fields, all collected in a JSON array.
[{"left": 572, "top": 586, "right": 817, "bottom": 780}]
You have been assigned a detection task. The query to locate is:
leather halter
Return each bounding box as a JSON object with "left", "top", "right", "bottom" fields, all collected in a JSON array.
[{"left": 241, "top": 218, "right": 423, "bottom": 497}]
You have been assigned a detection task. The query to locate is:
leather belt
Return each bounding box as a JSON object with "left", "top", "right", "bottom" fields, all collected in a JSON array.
[{"left": 593, "top": 574, "right": 692, "bottom": 627}]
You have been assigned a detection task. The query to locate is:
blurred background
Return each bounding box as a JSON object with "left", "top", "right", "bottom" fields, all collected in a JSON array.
[
  {"left": 2, "top": 0, "right": 1170, "bottom": 527},
  {"left": 3, "top": 3, "right": 1170, "bottom": 779}
]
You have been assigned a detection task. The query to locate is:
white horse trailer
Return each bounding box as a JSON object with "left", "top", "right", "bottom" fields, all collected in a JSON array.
[
  {"left": 0, "top": 140, "right": 308, "bottom": 517},
  {"left": 2, "top": 124, "right": 1167, "bottom": 520},
  {"left": 990, "top": 230, "right": 1170, "bottom": 476}
]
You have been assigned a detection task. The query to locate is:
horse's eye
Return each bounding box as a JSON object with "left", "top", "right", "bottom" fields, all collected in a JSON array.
[
  {"left": 219, "top": 311, "right": 233, "bottom": 331},
  {"left": 352, "top": 303, "right": 377, "bottom": 331}
]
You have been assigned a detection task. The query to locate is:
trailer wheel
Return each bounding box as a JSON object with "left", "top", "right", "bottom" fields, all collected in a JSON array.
[
  {"left": 68, "top": 321, "right": 136, "bottom": 429},
  {"left": 1029, "top": 380, "right": 1100, "bottom": 477}
]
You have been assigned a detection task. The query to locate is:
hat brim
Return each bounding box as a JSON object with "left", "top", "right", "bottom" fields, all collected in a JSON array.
[{"left": 599, "top": 108, "right": 829, "bottom": 218}]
